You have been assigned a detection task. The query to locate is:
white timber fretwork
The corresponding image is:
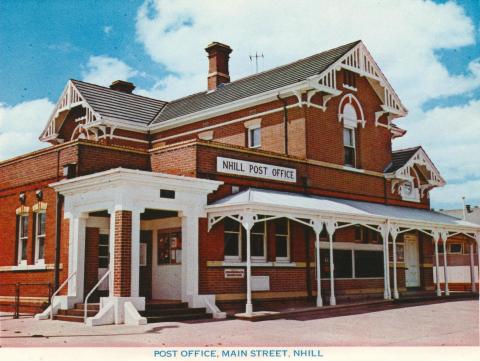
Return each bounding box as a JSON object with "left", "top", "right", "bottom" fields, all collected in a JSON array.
[
  {"left": 339, "top": 43, "right": 407, "bottom": 120},
  {"left": 40, "top": 81, "right": 100, "bottom": 143},
  {"left": 387, "top": 147, "right": 446, "bottom": 202}
]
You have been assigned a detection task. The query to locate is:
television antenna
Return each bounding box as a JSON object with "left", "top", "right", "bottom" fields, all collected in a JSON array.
[{"left": 249, "top": 52, "right": 264, "bottom": 73}]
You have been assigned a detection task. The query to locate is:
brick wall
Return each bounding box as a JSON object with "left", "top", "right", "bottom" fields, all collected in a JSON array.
[{"left": 113, "top": 211, "right": 132, "bottom": 297}]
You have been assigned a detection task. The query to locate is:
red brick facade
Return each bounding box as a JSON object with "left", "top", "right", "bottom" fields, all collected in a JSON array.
[{"left": 0, "top": 44, "right": 477, "bottom": 311}]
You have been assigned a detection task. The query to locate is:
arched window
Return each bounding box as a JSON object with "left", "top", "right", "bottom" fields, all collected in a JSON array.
[{"left": 342, "top": 103, "right": 357, "bottom": 128}]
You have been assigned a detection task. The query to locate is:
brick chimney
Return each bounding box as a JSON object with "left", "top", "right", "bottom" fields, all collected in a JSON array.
[
  {"left": 109, "top": 80, "right": 135, "bottom": 94},
  {"left": 205, "top": 42, "right": 232, "bottom": 91}
]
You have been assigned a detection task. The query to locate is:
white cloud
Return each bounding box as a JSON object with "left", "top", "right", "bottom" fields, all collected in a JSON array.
[
  {"left": 0, "top": 99, "right": 54, "bottom": 160},
  {"left": 103, "top": 26, "right": 113, "bottom": 35},
  {"left": 135, "top": 0, "right": 480, "bottom": 103},
  {"left": 135, "top": 0, "right": 480, "bottom": 209},
  {"left": 81, "top": 55, "right": 138, "bottom": 87}
]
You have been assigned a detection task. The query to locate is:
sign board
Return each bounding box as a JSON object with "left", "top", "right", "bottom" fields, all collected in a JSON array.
[
  {"left": 224, "top": 268, "right": 245, "bottom": 279},
  {"left": 252, "top": 275, "right": 270, "bottom": 291},
  {"left": 217, "top": 157, "right": 297, "bottom": 183}
]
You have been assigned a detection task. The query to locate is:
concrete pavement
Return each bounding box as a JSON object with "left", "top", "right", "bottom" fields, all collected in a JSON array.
[{"left": 0, "top": 300, "right": 478, "bottom": 347}]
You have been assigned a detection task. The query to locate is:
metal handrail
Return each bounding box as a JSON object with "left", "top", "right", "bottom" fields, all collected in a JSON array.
[
  {"left": 84, "top": 269, "right": 110, "bottom": 323},
  {"left": 50, "top": 271, "right": 76, "bottom": 320}
]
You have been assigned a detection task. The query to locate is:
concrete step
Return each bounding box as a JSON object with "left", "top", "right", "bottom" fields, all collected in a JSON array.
[
  {"left": 57, "top": 308, "right": 98, "bottom": 317},
  {"left": 53, "top": 314, "right": 85, "bottom": 323},
  {"left": 140, "top": 307, "right": 206, "bottom": 317},
  {"left": 145, "top": 302, "right": 188, "bottom": 310},
  {"left": 74, "top": 303, "right": 100, "bottom": 311},
  {"left": 145, "top": 312, "right": 212, "bottom": 323}
]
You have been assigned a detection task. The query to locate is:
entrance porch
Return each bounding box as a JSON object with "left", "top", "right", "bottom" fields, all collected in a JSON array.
[{"left": 35, "top": 168, "right": 222, "bottom": 325}]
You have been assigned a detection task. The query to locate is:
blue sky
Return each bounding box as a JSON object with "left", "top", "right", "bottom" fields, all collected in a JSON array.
[{"left": 0, "top": 0, "right": 479, "bottom": 210}]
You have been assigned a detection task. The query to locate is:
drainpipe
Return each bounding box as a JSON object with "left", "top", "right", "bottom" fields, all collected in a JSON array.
[{"left": 277, "top": 94, "right": 289, "bottom": 156}]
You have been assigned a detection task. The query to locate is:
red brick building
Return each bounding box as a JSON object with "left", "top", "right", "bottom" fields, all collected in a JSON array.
[{"left": 0, "top": 41, "right": 478, "bottom": 325}]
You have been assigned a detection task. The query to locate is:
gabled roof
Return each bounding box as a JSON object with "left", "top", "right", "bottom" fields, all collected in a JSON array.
[
  {"left": 385, "top": 146, "right": 421, "bottom": 173},
  {"left": 71, "top": 80, "right": 167, "bottom": 125},
  {"left": 152, "top": 41, "right": 360, "bottom": 124},
  {"left": 385, "top": 146, "right": 446, "bottom": 189}
]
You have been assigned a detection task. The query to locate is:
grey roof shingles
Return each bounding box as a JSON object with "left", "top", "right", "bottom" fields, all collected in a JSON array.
[
  {"left": 152, "top": 40, "right": 360, "bottom": 123},
  {"left": 70, "top": 41, "right": 360, "bottom": 127},
  {"left": 71, "top": 79, "right": 167, "bottom": 125},
  {"left": 384, "top": 146, "right": 421, "bottom": 173}
]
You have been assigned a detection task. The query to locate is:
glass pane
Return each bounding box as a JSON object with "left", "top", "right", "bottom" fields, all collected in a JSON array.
[
  {"left": 449, "top": 244, "right": 462, "bottom": 253},
  {"left": 355, "top": 251, "right": 384, "bottom": 277},
  {"left": 99, "top": 246, "right": 109, "bottom": 257},
  {"left": 99, "top": 258, "right": 109, "bottom": 268},
  {"left": 251, "top": 233, "right": 264, "bottom": 257},
  {"left": 224, "top": 232, "right": 239, "bottom": 257},
  {"left": 21, "top": 239, "right": 27, "bottom": 260},
  {"left": 344, "top": 147, "right": 355, "bottom": 166},
  {"left": 275, "top": 235, "right": 288, "bottom": 258},
  {"left": 334, "top": 250, "right": 352, "bottom": 278},
  {"left": 99, "top": 234, "right": 109, "bottom": 246},
  {"left": 157, "top": 234, "right": 171, "bottom": 264},
  {"left": 20, "top": 216, "right": 28, "bottom": 238},
  {"left": 251, "top": 222, "right": 264, "bottom": 234},
  {"left": 224, "top": 218, "right": 240, "bottom": 232},
  {"left": 38, "top": 236, "right": 45, "bottom": 260},
  {"left": 275, "top": 218, "right": 288, "bottom": 235},
  {"left": 343, "top": 128, "right": 353, "bottom": 146},
  {"left": 250, "top": 128, "right": 261, "bottom": 147},
  {"left": 38, "top": 213, "right": 46, "bottom": 235}
]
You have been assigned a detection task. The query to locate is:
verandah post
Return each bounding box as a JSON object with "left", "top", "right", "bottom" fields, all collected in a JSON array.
[
  {"left": 325, "top": 220, "right": 337, "bottom": 306},
  {"left": 311, "top": 219, "right": 323, "bottom": 307},
  {"left": 390, "top": 224, "right": 400, "bottom": 299},
  {"left": 433, "top": 230, "right": 442, "bottom": 296},
  {"left": 441, "top": 231, "right": 450, "bottom": 296},
  {"left": 241, "top": 213, "right": 255, "bottom": 316}
]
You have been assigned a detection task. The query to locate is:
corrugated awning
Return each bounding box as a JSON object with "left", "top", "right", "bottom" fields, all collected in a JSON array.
[{"left": 207, "top": 188, "right": 479, "bottom": 234}]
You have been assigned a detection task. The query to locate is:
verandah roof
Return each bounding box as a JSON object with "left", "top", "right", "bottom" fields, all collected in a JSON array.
[{"left": 207, "top": 188, "right": 480, "bottom": 235}]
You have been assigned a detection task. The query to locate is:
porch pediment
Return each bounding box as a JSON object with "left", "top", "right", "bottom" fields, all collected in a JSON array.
[{"left": 385, "top": 146, "right": 446, "bottom": 202}]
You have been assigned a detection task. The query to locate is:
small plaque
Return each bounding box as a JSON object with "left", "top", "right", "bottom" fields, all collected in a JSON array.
[{"left": 224, "top": 268, "right": 245, "bottom": 279}]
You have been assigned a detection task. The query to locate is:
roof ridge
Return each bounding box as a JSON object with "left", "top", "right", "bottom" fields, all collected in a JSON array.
[
  {"left": 392, "top": 145, "right": 422, "bottom": 153},
  {"left": 70, "top": 79, "right": 168, "bottom": 104},
  {"left": 216, "top": 40, "right": 362, "bottom": 89}
]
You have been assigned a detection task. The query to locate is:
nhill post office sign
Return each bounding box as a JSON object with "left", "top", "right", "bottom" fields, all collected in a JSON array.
[{"left": 217, "top": 157, "right": 297, "bottom": 183}]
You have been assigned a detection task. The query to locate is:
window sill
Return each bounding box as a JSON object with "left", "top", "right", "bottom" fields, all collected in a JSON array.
[
  {"left": 209, "top": 261, "right": 297, "bottom": 268},
  {"left": 0, "top": 263, "right": 62, "bottom": 272},
  {"left": 342, "top": 84, "right": 357, "bottom": 92},
  {"left": 342, "top": 165, "right": 364, "bottom": 173}
]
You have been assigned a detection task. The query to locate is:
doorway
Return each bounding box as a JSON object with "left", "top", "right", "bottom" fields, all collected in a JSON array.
[
  {"left": 404, "top": 233, "right": 420, "bottom": 287},
  {"left": 139, "top": 230, "right": 153, "bottom": 299}
]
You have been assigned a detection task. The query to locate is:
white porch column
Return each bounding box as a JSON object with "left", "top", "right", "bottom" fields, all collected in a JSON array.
[
  {"left": 433, "top": 231, "right": 442, "bottom": 297},
  {"left": 325, "top": 220, "right": 336, "bottom": 306},
  {"left": 469, "top": 243, "right": 477, "bottom": 293},
  {"left": 67, "top": 212, "right": 88, "bottom": 300},
  {"left": 441, "top": 231, "right": 450, "bottom": 296},
  {"left": 181, "top": 209, "right": 202, "bottom": 303},
  {"left": 130, "top": 209, "right": 143, "bottom": 298},
  {"left": 379, "top": 224, "right": 391, "bottom": 300},
  {"left": 241, "top": 213, "right": 255, "bottom": 316},
  {"left": 108, "top": 210, "right": 116, "bottom": 297},
  {"left": 390, "top": 225, "right": 400, "bottom": 299},
  {"left": 311, "top": 219, "right": 323, "bottom": 307}
]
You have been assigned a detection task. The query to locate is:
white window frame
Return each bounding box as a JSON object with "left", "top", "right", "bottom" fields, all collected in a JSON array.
[
  {"left": 34, "top": 211, "right": 46, "bottom": 264},
  {"left": 247, "top": 125, "right": 261, "bottom": 148},
  {"left": 447, "top": 242, "right": 463, "bottom": 254},
  {"left": 17, "top": 214, "right": 28, "bottom": 265},
  {"left": 224, "top": 219, "right": 242, "bottom": 262},
  {"left": 251, "top": 221, "right": 267, "bottom": 262},
  {"left": 275, "top": 219, "right": 290, "bottom": 262},
  {"left": 343, "top": 126, "right": 356, "bottom": 167}
]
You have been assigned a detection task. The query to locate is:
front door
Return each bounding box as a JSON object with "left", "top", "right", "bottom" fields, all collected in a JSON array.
[
  {"left": 139, "top": 230, "right": 152, "bottom": 299},
  {"left": 404, "top": 234, "right": 420, "bottom": 287}
]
